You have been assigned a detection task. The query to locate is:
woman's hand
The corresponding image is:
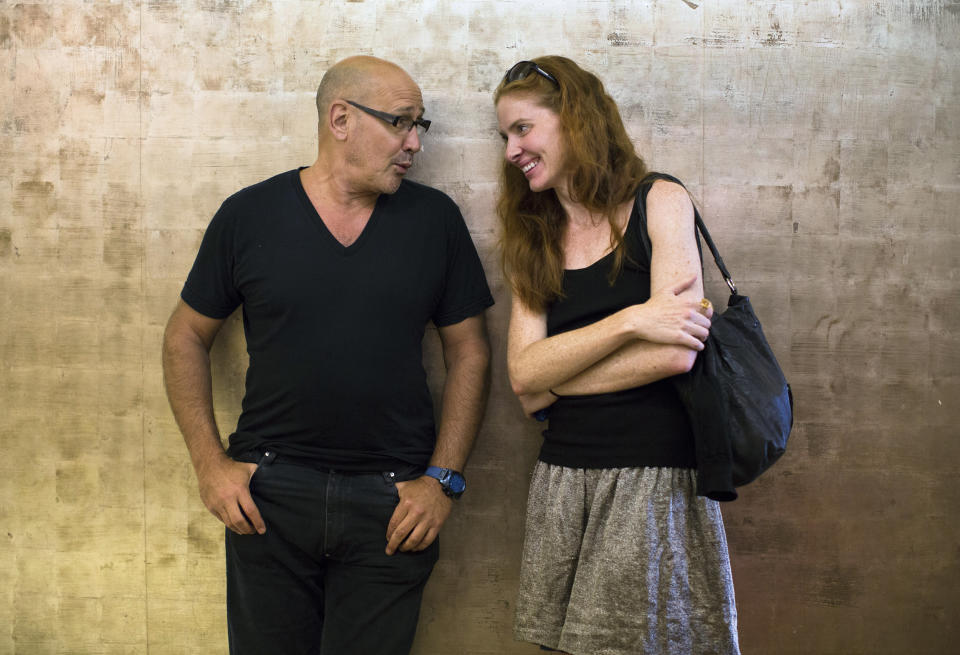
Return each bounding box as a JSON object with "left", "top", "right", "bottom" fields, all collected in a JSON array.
[
  {"left": 699, "top": 297, "right": 715, "bottom": 320},
  {"left": 626, "top": 275, "right": 712, "bottom": 350}
]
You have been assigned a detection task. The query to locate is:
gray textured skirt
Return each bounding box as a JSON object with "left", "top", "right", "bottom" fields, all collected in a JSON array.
[{"left": 514, "top": 462, "right": 740, "bottom": 655}]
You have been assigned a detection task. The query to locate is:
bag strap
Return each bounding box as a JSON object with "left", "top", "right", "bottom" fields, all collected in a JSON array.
[{"left": 636, "top": 173, "right": 738, "bottom": 295}]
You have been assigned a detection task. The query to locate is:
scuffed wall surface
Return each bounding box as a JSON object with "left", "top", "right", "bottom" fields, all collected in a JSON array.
[{"left": 1, "top": 0, "right": 958, "bottom": 653}]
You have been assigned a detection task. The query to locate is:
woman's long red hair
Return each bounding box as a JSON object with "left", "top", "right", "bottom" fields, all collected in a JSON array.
[{"left": 495, "top": 56, "right": 649, "bottom": 311}]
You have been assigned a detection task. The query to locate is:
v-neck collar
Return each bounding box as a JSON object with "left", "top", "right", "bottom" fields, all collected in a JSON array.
[{"left": 292, "top": 167, "right": 384, "bottom": 256}]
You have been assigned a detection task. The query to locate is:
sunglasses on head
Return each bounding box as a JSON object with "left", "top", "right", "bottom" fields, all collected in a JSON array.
[{"left": 503, "top": 61, "right": 559, "bottom": 87}]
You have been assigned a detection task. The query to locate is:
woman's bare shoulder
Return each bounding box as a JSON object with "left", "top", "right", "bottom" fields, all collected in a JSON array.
[{"left": 646, "top": 178, "right": 691, "bottom": 209}]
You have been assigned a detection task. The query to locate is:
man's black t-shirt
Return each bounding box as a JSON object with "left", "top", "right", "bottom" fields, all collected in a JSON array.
[{"left": 182, "top": 168, "right": 493, "bottom": 470}]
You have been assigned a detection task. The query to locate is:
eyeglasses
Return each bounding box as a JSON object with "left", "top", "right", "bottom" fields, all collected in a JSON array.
[
  {"left": 346, "top": 100, "right": 431, "bottom": 136},
  {"left": 503, "top": 61, "right": 559, "bottom": 87}
]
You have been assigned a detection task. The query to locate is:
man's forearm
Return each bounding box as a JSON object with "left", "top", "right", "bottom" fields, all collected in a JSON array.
[
  {"left": 430, "top": 341, "right": 491, "bottom": 472},
  {"left": 162, "top": 306, "right": 264, "bottom": 534},
  {"left": 162, "top": 327, "right": 226, "bottom": 473}
]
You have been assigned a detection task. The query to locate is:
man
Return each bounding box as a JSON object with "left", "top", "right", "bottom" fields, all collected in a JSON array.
[{"left": 162, "top": 56, "right": 493, "bottom": 655}]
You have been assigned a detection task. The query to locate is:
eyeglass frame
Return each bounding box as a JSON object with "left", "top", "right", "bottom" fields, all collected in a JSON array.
[
  {"left": 503, "top": 60, "right": 559, "bottom": 87},
  {"left": 345, "top": 100, "right": 431, "bottom": 135}
]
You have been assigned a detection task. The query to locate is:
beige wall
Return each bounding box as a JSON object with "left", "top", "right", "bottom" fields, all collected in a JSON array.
[{"left": 2, "top": 0, "right": 958, "bottom": 653}]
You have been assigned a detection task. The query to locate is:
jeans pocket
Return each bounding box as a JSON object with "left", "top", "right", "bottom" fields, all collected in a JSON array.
[
  {"left": 380, "top": 471, "right": 401, "bottom": 501},
  {"left": 249, "top": 449, "right": 278, "bottom": 487}
]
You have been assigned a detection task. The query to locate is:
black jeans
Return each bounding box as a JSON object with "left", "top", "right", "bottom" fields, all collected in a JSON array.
[{"left": 225, "top": 453, "right": 438, "bottom": 655}]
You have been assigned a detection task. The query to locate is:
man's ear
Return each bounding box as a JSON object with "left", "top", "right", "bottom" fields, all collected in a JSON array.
[{"left": 328, "top": 100, "right": 351, "bottom": 141}]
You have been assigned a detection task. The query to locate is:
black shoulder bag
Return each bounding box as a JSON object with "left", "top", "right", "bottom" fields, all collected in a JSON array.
[{"left": 636, "top": 174, "right": 794, "bottom": 501}]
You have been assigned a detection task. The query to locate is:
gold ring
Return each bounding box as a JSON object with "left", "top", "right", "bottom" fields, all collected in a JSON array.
[{"left": 700, "top": 298, "right": 711, "bottom": 310}]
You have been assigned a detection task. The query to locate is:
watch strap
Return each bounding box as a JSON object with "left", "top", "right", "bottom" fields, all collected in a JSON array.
[{"left": 424, "top": 466, "right": 465, "bottom": 498}]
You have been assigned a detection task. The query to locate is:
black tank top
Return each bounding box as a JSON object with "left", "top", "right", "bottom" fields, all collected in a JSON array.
[{"left": 539, "top": 195, "right": 696, "bottom": 469}]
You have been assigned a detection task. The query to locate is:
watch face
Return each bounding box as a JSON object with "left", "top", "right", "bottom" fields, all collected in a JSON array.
[
  {"left": 448, "top": 473, "right": 466, "bottom": 494},
  {"left": 426, "top": 467, "right": 465, "bottom": 497}
]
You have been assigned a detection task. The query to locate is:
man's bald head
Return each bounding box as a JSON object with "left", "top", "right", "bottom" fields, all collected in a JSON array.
[
  {"left": 309, "top": 56, "right": 425, "bottom": 196},
  {"left": 315, "top": 56, "right": 417, "bottom": 122}
]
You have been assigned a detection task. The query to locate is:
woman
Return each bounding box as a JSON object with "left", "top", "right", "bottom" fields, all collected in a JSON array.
[{"left": 494, "top": 57, "right": 740, "bottom": 654}]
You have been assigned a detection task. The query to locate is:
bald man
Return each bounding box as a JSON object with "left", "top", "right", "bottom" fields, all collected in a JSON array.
[{"left": 162, "top": 56, "right": 493, "bottom": 654}]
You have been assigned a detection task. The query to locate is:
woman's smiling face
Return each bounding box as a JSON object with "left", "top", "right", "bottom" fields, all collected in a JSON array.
[{"left": 496, "top": 93, "right": 569, "bottom": 195}]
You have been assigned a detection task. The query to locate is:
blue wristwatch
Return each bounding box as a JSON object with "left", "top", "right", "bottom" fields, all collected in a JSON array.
[{"left": 424, "top": 466, "right": 466, "bottom": 499}]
